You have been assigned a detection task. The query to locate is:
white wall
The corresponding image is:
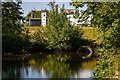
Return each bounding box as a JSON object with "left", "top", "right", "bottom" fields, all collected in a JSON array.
[
  {"left": 66, "top": 14, "right": 92, "bottom": 26},
  {"left": 67, "top": 14, "right": 74, "bottom": 18},
  {"left": 41, "top": 12, "right": 47, "bottom": 27}
]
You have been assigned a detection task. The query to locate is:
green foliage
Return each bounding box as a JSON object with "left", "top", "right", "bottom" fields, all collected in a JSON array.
[
  {"left": 94, "top": 48, "right": 115, "bottom": 79},
  {"left": 33, "top": 3, "right": 83, "bottom": 51},
  {"left": 71, "top": 2, "right": 120, "bottom": 47},
  {"left": 31, "top": 29, "right": 47, "bottom": 52},
  {"left": 25, "top": 10, "right": 41, "bottom": 21},
  {"left": 44, "top": 25, "right": 83, "bottom": 51},
  {"left": 2, "top": 1, "right": 30, "bottom": 54},
  {"left": 42, "top": 4, "right": 83, "bottom": 51},
  {"left": 74, "top": 10, "right": 79, "bottom": 18},
  {"left": 71, "top": 1, "right": 120, "bottom": 78}
]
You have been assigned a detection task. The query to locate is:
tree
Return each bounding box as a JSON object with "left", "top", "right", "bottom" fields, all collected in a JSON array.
[
  {"left": 71, "top": 1, "right": 120, "bottom": 78},
  {"left": 2, "top": 1, "right": 29, "bottom": 54},
  {"left": 74, "top": 9, "right": 79, "bottom": 18},
  {"left": 34, "top": 3, "right": 83, "bottom": 51}
]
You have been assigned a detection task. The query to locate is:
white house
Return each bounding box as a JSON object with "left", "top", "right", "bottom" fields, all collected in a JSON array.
[{"left": 65, "top": 9, "right": 91, "bottom": 26}]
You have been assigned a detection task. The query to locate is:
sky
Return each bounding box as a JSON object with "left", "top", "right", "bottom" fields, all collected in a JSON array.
[
  {"left": 21, "top": 0, "right": 87, "bottom": 16},
  {"left": 21, "top": 2, "right": 76, "bottom": 16},
  {"left": 2, "top": 0, "right": 87, "bottom": 16}
]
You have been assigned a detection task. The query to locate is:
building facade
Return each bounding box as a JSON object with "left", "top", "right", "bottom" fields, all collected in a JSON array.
[
  {"left": 29, "top": 10, "right": 47, "bottom": 27},
  {"left": 29, "top": 9, "right": 91, "bottom": 26},
  {"left": 41, "top": 12, "right": 47, "bottom": 26}
]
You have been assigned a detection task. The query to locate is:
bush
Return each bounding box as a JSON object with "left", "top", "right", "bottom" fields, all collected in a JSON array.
[{"left": 43, "top": 26, "right": 83, "bottom": 51}]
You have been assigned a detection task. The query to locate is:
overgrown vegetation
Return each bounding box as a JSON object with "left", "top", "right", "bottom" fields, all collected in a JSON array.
[{"left": 71, "top": 1, "right": 120, "bottom": 79}]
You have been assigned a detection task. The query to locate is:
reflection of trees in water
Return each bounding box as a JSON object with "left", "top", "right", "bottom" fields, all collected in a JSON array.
[
  {"left": 69, "top": 59, "right": 96, "bottom": 78},
  {"left": 2, "top": 60, "right": 22, "bottom": 79},
  {"left": 27, "top": 54, "right": 82, "bottom": 78},
  {"left": 2, "top": 54, "right": 96, "bottom": 78},
  {"left": 41, "top": 54, "right": 71, "bottom": 78}
]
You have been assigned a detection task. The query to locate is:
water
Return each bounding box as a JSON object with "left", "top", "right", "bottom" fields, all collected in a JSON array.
[{"left": 2, "top": 53, "right": 96, "bottom": 79}]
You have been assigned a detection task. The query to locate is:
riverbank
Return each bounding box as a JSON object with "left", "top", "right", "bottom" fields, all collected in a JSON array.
[
  {"left": 2, "top": 51, "right": 97, "bottom": 61},
  {"left": 3, "top": 26, "right": 99, "bottom": 61},
  {"left": 2, "top": 53, "right": 96, "bottom": 78}
]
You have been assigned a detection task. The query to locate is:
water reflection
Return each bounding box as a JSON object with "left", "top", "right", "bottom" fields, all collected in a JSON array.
[{"left": 2, "top": 53, "right": 96, "bottom": 79}]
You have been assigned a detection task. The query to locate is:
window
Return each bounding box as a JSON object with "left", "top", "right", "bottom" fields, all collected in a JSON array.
[{"left": 43, "top": 14, "right": 45, "bottom": 17}]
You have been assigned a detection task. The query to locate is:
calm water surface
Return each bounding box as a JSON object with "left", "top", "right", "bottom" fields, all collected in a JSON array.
[{"left": 2, "top": 53, "right": 96, "bottom": 79}]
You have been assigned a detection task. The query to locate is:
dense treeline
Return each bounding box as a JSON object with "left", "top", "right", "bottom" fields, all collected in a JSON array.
[{"left": 2, "top": 1, "right": 30, "bottom": 54}]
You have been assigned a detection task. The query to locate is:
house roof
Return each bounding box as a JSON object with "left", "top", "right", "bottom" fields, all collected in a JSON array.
[{"left": 64, "top": 9, "right": 77, "bottom": 14}]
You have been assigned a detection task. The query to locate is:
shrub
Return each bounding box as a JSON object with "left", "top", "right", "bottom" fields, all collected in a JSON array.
[{"left": 43, "top": 25, "right": 83, "bottom": 51}]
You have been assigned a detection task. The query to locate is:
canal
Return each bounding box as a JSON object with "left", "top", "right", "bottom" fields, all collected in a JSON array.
[{"left": 2, "top": 53, "right": 96, "bottom": 79}]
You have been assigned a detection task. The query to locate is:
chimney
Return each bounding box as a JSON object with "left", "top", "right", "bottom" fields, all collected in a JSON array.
[{"left": 31, "top": 10, "right": 35, "bottom": 18}]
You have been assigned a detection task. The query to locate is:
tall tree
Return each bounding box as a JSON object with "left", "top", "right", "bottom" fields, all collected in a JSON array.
[
  {"left": 36, "top": 3, "right": 83, "bottom": 51},
  {"left": 2, "top": 1, "right": 27, "bottom": 54}
]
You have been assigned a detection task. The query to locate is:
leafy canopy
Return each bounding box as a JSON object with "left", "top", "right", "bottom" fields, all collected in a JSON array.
[
  {"left": 71, "top": 1, "right": 120, "bottom": 78},
  {"left": 2, "top": 1, "right": 30, "bottom": 53}
]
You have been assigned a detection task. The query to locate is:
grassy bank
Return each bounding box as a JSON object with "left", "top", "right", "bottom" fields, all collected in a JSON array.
[
  {"left": 81, "top": 27, "right": 100, "bottom": 44},
  {"left": 25, "top": 26, "right": 100, "bottom": 44}
]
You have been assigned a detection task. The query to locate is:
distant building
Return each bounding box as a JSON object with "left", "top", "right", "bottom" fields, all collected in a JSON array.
[
  {"left": 64, "top": 9, "right": 76, "bottom": 14},
  {"left": 64, "top": 9, "right": 91, "bottom": 26},
  {"left": 41, "top": 12, "right": 47, "bottom": 26},
  {"left": 29, "top": 18, "right": 41, "bottom": 26},
  {"left": 29, "top": 10, "right": 47, "bottom": 26},
  {"left": 29, "top": 9, "right": 91, "bottom": 26},
  {"left": 65, "top": 9, "right": 77, "bottom": 25}
]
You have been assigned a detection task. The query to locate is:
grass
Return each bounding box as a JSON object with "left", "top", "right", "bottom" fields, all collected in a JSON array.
[
  {"left": 25, "top": 26, "right": 101, "bottom": 44},
  {"left": 81, "top": 27, "right": 100, "bottom": 44},
  {"left": 24, "top": 26, "right": 42, "bottom": 33}
]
